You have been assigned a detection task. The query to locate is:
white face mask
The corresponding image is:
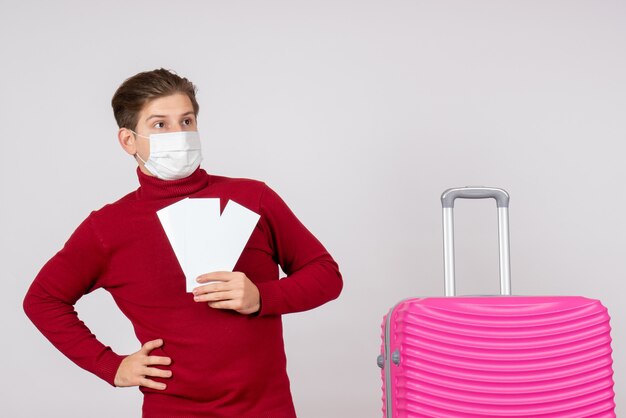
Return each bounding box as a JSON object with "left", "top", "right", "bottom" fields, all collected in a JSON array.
[{"left": 133, "top": 131, "right": 203, "bottom": 180}]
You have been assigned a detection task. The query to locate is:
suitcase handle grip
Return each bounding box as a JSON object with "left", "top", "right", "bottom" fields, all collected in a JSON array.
[
  {"left": 441, "top": 187, "right": 510, "bottom": 208},
  {"left": 441, "top": 187, "right": 512, "bottom": 297}
]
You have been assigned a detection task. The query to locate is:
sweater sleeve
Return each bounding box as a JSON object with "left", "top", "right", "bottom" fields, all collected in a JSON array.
[
  {"left": 255, "top": 185, "right": 343, "bottom": 316},
  {"left": 23, "top": 214, "right": 125, "bottom": 386}
]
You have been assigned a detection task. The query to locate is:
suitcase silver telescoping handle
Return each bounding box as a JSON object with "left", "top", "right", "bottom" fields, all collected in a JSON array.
[{"left": 441, "top": 187, "right": 512, "bottom": 297}]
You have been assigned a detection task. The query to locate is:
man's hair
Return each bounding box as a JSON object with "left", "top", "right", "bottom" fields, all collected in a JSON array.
[{"left": 111, "top": 68, "right": 200, "bottom": 130}]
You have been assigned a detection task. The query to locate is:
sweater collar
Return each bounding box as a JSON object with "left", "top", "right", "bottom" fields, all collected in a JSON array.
[{"left": 135, "top": 166, "right": 210, "bottom": 200}]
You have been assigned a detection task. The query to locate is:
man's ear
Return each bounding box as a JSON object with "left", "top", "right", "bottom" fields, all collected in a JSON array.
[{"left": 118, "top": 128, "right": 137, "bottom": 155}]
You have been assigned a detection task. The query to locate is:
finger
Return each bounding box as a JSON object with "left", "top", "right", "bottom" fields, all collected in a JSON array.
[
  {"left": 143, "top": 366, "right": 173, "bottom": 379},
  {"left": 145, "top": 355, "right": 172, "bottom": 366},
  {"left": 196, "top": 271, "right": 233, "bottom": 284},
  {"left": 141, "top": 339, "right": 164, "bottom": 354},
  {"left": 192, "top": 282, "right": 227, "bottom": 295},
  {"left": 194, "top": 291, "right": 234, "bottom": 303},
  {"left": 194, "top": 274, "right": 247, "bottom": 294},
  {"left": 208, "top": 300, "right": 240, "bottom": 310},
  {"left": 139, "top": 377, "right": 167, "bottom": 391}
]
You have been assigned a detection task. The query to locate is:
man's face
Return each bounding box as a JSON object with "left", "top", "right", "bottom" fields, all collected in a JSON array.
[{"left": 119, "top": 92, "right": 198, "bottom": 177}]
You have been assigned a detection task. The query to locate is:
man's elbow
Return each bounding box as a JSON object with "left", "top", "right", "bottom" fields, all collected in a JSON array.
[
  {"left": 23, "top": 282, "right": 48, "bottom": 324},
  {"left": 23, "top": 284, "right": 38, "bottom": 321},
  {"left": 321, "top": 259, "right": 343, "bottom": 302}
]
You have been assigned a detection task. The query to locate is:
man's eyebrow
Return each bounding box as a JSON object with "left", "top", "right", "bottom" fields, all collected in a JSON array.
[{"left": 145, "top": 111, "right": 195, "bottom": 121}]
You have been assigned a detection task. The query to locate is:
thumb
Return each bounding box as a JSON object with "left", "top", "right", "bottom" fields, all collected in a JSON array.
[{"left": 141, "top": 338, "right": 164, "bottom": 354}]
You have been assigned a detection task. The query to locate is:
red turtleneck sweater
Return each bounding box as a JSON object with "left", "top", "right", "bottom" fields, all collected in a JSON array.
[{"left": 23, "top": 168, "right": 343, "bottom": 417}]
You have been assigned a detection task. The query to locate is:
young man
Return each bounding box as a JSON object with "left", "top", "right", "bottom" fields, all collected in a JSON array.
[{"left": 23, "top": 69, "right": 343, "bottom": 417}]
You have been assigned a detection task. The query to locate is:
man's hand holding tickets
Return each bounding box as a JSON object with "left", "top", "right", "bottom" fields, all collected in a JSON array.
[{"left": 193, "top": 272, "right": 261, "bottom": 315}]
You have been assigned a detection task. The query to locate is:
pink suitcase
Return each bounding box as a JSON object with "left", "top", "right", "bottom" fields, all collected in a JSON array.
[{"left": 378, "top": 187, "right": 615, "bottom": 417}]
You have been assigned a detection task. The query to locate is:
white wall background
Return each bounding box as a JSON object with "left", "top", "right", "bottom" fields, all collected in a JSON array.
[{"left": 1, "top": 1, "right": 624, "bottom": 416}]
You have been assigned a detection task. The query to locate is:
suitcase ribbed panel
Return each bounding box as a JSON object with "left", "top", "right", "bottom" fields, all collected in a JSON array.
[{"left": 381, "top": 296, "right": 615, "bottom": 417}]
